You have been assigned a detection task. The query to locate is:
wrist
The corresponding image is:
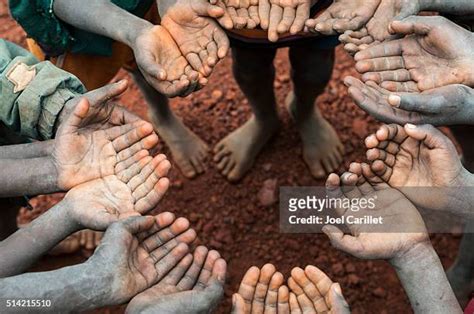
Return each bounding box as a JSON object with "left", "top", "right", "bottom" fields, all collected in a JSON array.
[
  {"left": 43, "top": 155, "right": 61, "bottom": 193},
  {"left": 54, "top": 198, "right": 83, "bottom": 235},
  {"left": 126, "top": 19, "right": 154, "bottom": 48},
  {"left": 389, "top": 240, "right": 434, "bottom": 269}
]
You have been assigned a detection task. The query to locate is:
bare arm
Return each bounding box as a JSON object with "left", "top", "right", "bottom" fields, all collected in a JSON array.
[
  {"left": 53, "top": 0, "right": 152, "bottom": 47},
  {"left": 0, "top": 200, "right": 79, "bottom": 278},
  {"left": 420, "top": 0, "right": 474, "bottom": 15},
  {"left": 0, "top": 157, "right": 59, "bottom": 197},
  {"left": 0, "top": 141, "right": 54, "bottom": 159},
  {"left": 391, "top": 242, "right": 462, "bottom": 313}
]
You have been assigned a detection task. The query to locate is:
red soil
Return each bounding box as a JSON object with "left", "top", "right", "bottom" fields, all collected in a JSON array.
[{"left": 1, "top": 1, "right": 463, "bottom": 313}]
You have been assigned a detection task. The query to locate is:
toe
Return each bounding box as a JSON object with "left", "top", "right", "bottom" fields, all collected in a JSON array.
[
  {"left": 216, "top": 156, "right": 230, "bottom": 171},
  {"left": 213, "top": 145, "right": 230, "bottom": 162},
  {"left": 180, "top": 160, "right": 197, "bottom": 178},
  {"left": 191, "top": 157, "right": 205, "bottom": 174},
  {"left": 222, "top": 158, "right": 236, "bottom": 176},
  {"left": 310, "top": 161, "right": 326, "bottom": 179}
]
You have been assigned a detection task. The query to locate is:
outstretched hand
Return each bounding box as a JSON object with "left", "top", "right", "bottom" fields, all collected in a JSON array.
[
  {"left": 345, "top": 76, "right": 474, "bottom": 126},
  {"left": 160, "top": 0, "right": 230, "bottom": 77},
  {"left": 287, "top": 266, "right": 350, "bottom": 314},
  {"left": 306, "top": 0, "right": 380, "bottom": 35},
  {"left": 211, "top": 0, "right": 260, "bottom": 30},
  {"left": 126, "top": 246, "right": 226, "bottom": 313},
  {"left": 355, "top": 16, "right": 474, "bottom": 92},
  {"left": 53, "top": 98, "right": 158, "bottom": 190},
  {"left": 88, "top": 214, "right": 197, "bottom": 305},
  {"left": 323, "top": 171, "right": 429, "bottom": 261}
]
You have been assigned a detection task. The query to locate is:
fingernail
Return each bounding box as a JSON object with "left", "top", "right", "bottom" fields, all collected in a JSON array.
[
  {"left": 315, "top": 24, "right": 322, "bottom": 31},
  {"left": 388, "top": 95, "right": 401, "bottom": 107},
  {"left": 405, "top": 123, "right": 417, "bottom": 129}
]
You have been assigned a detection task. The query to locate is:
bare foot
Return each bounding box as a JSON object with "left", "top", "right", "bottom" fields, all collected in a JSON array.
[
  {"left": 149, "top": 110, "right": 209, "bottom": 179},
  {"left": 213, "top": 115, "right": 280, "bottom": 182},
  {"left": 286, "top": 92, "right": 344, "bottom": 179}
]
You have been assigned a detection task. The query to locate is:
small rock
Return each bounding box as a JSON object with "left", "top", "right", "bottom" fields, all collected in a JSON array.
[
  {"left": 263, "top": 163, "right": 272, "bottom": 171},
  {"left": 172, "top": 180, "right": 183, "bottom": 189},
  {"left": 347, "top": 274, "right": 360, "bottom": 285},
  {"left": 258, "top": 179, "right": 278, "bottom": 207},
  {"left": 331, "top": 262, "right": 345, "bottom": 275},
  {"left": 345, "top": 263, "right": 356, "bottom": 273},
  {"left": 211, "top": 89, "right": 223, "bottom": 103}
]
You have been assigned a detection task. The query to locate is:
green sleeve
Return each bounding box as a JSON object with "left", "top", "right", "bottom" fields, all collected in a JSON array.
[
  {"left": 9, "top": 0, "right": 154, "bottom": 56},
  {"left": 0, "top": 40, "right": 86, "bottom": 141}
]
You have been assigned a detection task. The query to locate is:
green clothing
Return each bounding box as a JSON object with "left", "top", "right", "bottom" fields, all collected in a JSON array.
[
  {"left": 0, "top": 39, "right": 85, "bottom": 144},
  {"left": 9, "top": 0, "right": 154, "bottom": 57}
]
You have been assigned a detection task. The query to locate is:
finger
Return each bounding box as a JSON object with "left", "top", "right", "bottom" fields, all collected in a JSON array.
[
  {"left": 389, "top": 93, "right": 438, "bottom": 113},
  {"left": 289, "top": 293, "right": 302, "bottom": 314},
  {"left": 85, "top": 80, "right": 129, "bottom": 106},
  {"left": 134, "top": 178, "right": 171, "bottom": 214},
  {"left": 178, "top": 246, "right": 208, "bottom": 290},
  {"left": 115, "top": 149, "right": 149, "bottom": 174},
  {"left": 356, "top": 56, "right": 406, "bottom": 73},
  {"left": 304, "top": 265, "right": 334, "bottom": 299},
  {"left": 248, "top": 6, "right": 260, "bottom": 26},
  {"left": 132, "top": 159, "right": 171, "bottom": 202},
  {"left": 264, "top": 272, "right": 284, "bottom": 314},
  {"left": 137, "top": 212, "right": 175, "bottom": 241},
  {"left": 111, "top": 122, "right": 155, "bottom": 152},
  {"left": 268, "top": 4, "right": 283, "bottom": 42},
  {"left": 277, "top": 285, "right": 290, "bottom": 313},
  {"left": 288, "top": 277, "right": 316, "bottom": 312},
  {"left": 228, "top": 7, "right": 247, "bottom": 29},
  {"left": 192, "top": 1, "right": 225, "bottom": 18},
  {"left": 291, "top": 267, "right": 328, "bottom": 312},
  {"left": 354, "top": 40, "right": 404, "bottom": 61},
  {"left": 380, "top": 81, "right": 420, "bottom": 93},
  {"left": 214, "top": 28, "right": 230, "bottom": 59},
  {"left": 290, "top": 3, "right": 309, "bottom": 34},
  {"left": 278, "top": 6, "right": 296, "bottom": 34},
  {"left": 162, "top": 253, "right": 194, "bottom": 285},
  {"left": 153, "top": 243, "right": 190, "bottom": 283},
  {"left": 403, "top": 123, "right": 453, "bottom": 150},
  {"left": 327, "top": 283, "right": 351, "bottom": 314},
  {"left": 389, "top": 17, "right": 433, "bottom": 36},
  {"left": 60, "top": 98, "right": 90, "bottom": 134},
  {"left": 117, "top": 155, "right": 153, "bottom": 183},
  {"left": 141, "top": 217, "right": 192, "bottom": 252},
  {"left": 232, "top": 294, "right": 247, "bottom": 314},
  {"left": 259, "top": 0, "right": 271, "bottom": 30},
  {"left": 195, "top": 250, "right": 221, "bottom": 290},
  {"left": 117, "top": 133, "right": 159, "bottom": 161},
  {"left": 252, "top": 263, "right": 277, "bottom": 313},
  {"left": 187, "top": 52, "right": 205, "bottom": 75},
  {"left": 127, "top": 154, "right": 167, "bottom": 191},
  {"left": 119, "top": 215, "right": 155, "bottom": 235},
  {"left": 237, "top": 266, "right": 260, "bottom": 308},
  {"left": 361, "top": 70, "right": 411, "bottom": 84}
]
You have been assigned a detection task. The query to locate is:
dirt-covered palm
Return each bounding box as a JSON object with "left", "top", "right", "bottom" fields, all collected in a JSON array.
[
  {"left": 126, "top": 246, "right": 226, "bottom": 314},
  {"left": 133, "top": 25, "right": 203, "bottom": 98},
  {"left": 324, "top": 172, "right": 429, "bottom": 261},
  {"left": 211, "top": 0, "right": 260, "bottom": 29},
  {"left": 355, "top": 16, "right": 474, "bottom": 92},
  {"left": 90, "top": 214, "right": 196, "bottom": 305},
  {"left": 288, "top": 266, "right": 350, "bottom": 314},
  {"left": 363, "top": 124, "right": 473, "bottom": 213},
  {"left": 345, "top": 76, "right": 474, "bottom": 126},
  {"left": 53, "top": 99, "right": 158, "bottom": 190},
  {"left": 306, "top": 0, "right": 380, "bottom": 35},
  {"left": 64, "top": 154, "right": 171, "bottom": 230},
  {"left": 159, "top": 0, "right": 229, "bottom": 77}
]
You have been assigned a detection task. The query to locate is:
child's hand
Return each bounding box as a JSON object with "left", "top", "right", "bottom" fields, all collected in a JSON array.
[
  {"left": 288, "top": 266, "right": 350, "bottom": 313},
  {"left": 160, "top": 0, "right": 230, "bottom": 77}
]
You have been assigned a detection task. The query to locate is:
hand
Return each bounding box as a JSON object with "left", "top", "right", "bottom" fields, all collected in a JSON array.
[
  {"left": 160, "top": 0, "right": 230, "bottom": 77},
  {"left": 126, "top": 246, "right": 226, "bottom": 314},
  {"left": 64, "top": 153, "right": 171, "bottom": 230},
  {"left": 53, "top": 98, "right": 158, "bottom": 190},
  {"left": 306, "top": 0, "right": 380, "bottom": 35},
  {"left": 211, "top": 0, "right": 260, "bottom": 29},
  {"left": 260, "top": 0, "right": 312, "bottom": 42},
  {"left": 87, "top": 214, "right": 197, "bottom": 305},
  {"left": 339, "top": 0, "right": 421, "bottom": 54},
  {"left": 133, "top": 25, "right": 204, "bottom": 97},
  {"left": 362, "top": 124, "right": 473, "bottom": 217},
  {"left": 287, "top": 266, "right": 350, "bottom": 314},
  {"left": 323, "top": 172, "right": 429, "bottom": 261},
  {"left": 57, "top": 80, "right": 141, "bottom": 131},
  {"left": 355, "top": 16, "right": 474, "bottom": 92},
  {"left": 345, "top": 76, "right": 474, "bottom": 126},
  {"left": 231, "top": 264, "right": 286, "bottom": 313}
]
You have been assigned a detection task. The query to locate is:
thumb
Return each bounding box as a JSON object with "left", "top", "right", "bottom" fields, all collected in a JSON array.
[
  {"left": 231, "top": 294, "right": 246, "bottom": 314},
  {"left": 193, "top": 1, "right": 224, "bottom": 18},
  {"left": 121, "top": 215, "right": 155, "bottom": 235},
  {"left": 389, "top": 16, "right": 433, "bottom": 36},
  {"left": 392, "top": 2, "right": 419, "bottom": 22},
  {"left": 403, "top": 124, "right": 453, "bottom": 150},
  {"left": 60, "top": 98, "right": 90, "bottom": 134},
  {"left": 85, "top": 80, "right": 128, "bottom": 108},
  {"left": 322, "top": 225, "right": 365, "bottom": 257},
  {"left": 388, "top": 93, "right": 437, "bottom": 113},
  {"left": 328, "top": 283, "right": 351, "bottom": 314}
]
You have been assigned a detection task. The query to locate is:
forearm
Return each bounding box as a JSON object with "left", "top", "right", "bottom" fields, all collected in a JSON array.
[
  {"left": 420, "top": 0, "right": 474, "bottom": 15},
  {"left": 390, "top": 242, "right": 462, "bottom": 313},
  {"left": 0, "top": 201, "right": 80, "bottom": 277},
  {"left": 0, "top": 141, "right": 54, "bottom": 159},
  {"left": 0, "top": 262, "right": 112, "bottom": 312},
  {"left": 0, "top": 157, "right": 59, "bottom": 197},
  {"left": 53, "top": 0, "right": 152, "bottom": 47}
]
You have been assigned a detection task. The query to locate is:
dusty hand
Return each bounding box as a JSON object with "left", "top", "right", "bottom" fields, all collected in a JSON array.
[
  {"left": 345, "top": 77, "right": 474, "bottom": 126},
  {"left": 133, "top": 25, "right": 203, "bottom": 97},
  {"left": 259, "top": 0, "right": 311, "bottom": 42},
  {"left": 211, "top": 0, "right": 260, "bottom": 29},
  {"left": 160, "top": 0, "right": 230, "bottom": 77},
  {"left": 355, "top": 16, "right": 474, "bottom": 92},
  {"left": 126, "top": 246, "right": 226, "bottom": 313},
  {"left": 88, "top": 214, "right": 197, "bottom": 305},
  {"left": 64, "top": 153, "right": 171, "bottom": 230},
  {"left": 362, "top": 124, "right": 473, "bottom": 216},
  {"left": 231, "top": 264, "right": 286, "bottom": 313},
  {"left": 287, "top": 266, "right": 350, "bottom": 314},
  {"left": 53, "top": 99, "right": 158, "bottom": 190},
  {"left": 306, "top": 0, "right": 380, "bottom": 35},
  {"left": 323, "top": 172, "right": 429, "bottom": 261},
  {"left": 57, "top": 80, "right": 141, "bottom": 131}
]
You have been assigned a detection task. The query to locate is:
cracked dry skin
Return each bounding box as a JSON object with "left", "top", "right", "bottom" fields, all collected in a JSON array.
[{"left": 2, "top": 3, "right": 465, "bottom": 312}]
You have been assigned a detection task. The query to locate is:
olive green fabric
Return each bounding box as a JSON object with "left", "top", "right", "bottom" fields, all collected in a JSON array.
[
  {"left": 9, "top": 0, "right": 154, "bottom": 56},
  {"left": 0, "top": 39, "right": 85, "bottom": 144}
]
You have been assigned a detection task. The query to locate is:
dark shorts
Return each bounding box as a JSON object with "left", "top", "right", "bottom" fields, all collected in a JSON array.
[{"left": 228, "top": 0, "right": 340, "bottom": 50}]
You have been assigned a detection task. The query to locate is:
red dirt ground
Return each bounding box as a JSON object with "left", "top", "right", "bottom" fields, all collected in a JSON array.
[{"left": 1, "top": 1, "right": 464, "bottom": 313}]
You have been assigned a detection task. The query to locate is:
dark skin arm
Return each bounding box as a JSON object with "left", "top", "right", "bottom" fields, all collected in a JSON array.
[
  {"left": 0, "top": 141, "right": 53, "bottom": 159},
  {"left": 53, "top": 0, "right": 201, "bottom": 97}
]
